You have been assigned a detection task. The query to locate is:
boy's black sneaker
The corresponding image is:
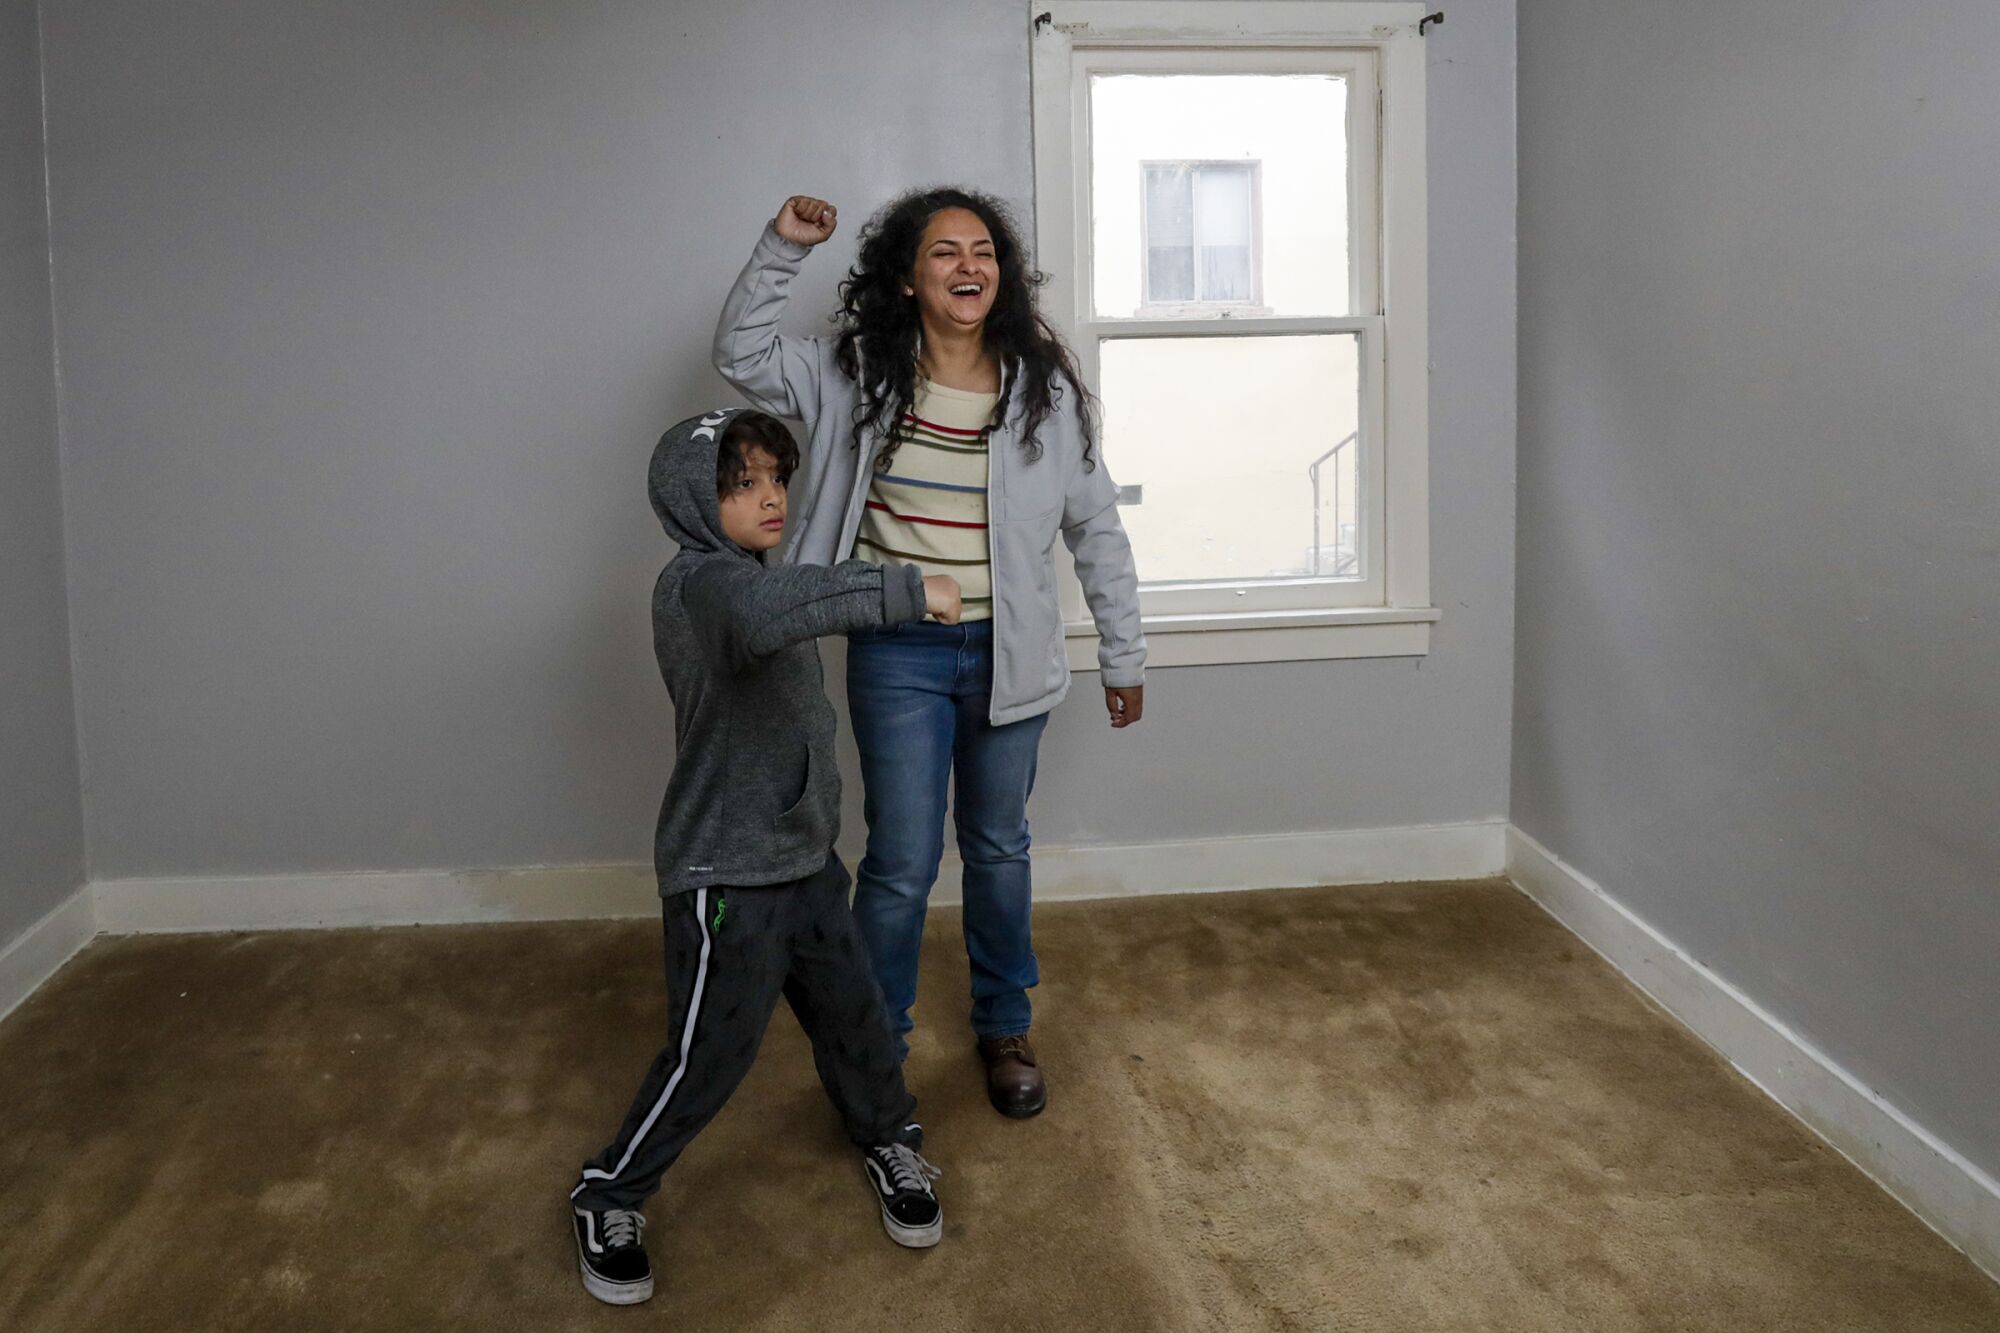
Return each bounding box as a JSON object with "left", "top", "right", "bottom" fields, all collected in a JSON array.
[
  {"left": 860, "top": 1141, "right": 943, "bottom": 1248},
  {"left": 572, "top": 1205, "right": 654, "bottom": 1305}
]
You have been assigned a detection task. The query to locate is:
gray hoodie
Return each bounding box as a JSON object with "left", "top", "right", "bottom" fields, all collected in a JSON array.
[{"left": 648, "top": 407, "right": 926, "bottom": 896}]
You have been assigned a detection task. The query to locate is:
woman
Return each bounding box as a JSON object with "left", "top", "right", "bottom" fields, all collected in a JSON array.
[{"left": 713, "top": 188, "right": 1145, "bottom": 1118}]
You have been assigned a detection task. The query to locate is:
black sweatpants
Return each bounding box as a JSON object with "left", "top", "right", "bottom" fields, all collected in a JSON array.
[{"left": 571, "top": 854, "right": 914, "bottom": 1212}]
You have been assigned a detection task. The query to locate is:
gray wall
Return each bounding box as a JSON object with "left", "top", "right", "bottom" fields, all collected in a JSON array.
[
  {"left": 1515, "top": 0, "right": 2000, "bottom": 1180},
  {"left": 1, "top": 0, "right": 86, "bottom": 946},
  {"left": 41, "top": 0, "right": 1515, "bottom": 879}
]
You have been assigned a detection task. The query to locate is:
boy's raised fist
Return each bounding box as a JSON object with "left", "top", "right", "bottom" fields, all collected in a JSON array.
[
  {"left": 923, "top": 575, "right": 963, "bottom": 626},
  {"left": 775, "top": 196, "right": 837, "bottom": 247}
]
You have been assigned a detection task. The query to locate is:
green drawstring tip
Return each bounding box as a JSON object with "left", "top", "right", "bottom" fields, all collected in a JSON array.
[{"left": 712, "top": 896, "right": 727, "bottom": 932}]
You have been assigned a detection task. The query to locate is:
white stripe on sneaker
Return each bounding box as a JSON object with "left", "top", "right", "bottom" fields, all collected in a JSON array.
[{"left": 572, "top": 888, "right": 714, "bottom": 1198}]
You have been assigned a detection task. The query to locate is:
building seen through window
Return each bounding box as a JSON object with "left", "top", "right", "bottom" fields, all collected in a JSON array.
[
  {"left": 1142, "top": 161, "right": 1258, "bottom": 307},
  {"left": 1090, "top": 73, "right": 1359, "bottom": 587},
  {"left": 1034, "top": 10, "right": 1431, "bottom": 651}
]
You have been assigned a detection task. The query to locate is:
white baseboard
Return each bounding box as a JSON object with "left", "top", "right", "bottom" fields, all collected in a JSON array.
[
  {"left": 1004, "top": 819, "right": 1506, "bottom": 901},
  {"left": 95, "top": 863, "right": 662, "bottom": 933},
  {"left": 0, "top": 883, "right": 96, "bottom": 1024},
  {"left": 1506, "top": 825, "right": 2000, "bottom": 1282},
  {"left": 92, "top": 819, "right": 1507, "bottom": 934}
]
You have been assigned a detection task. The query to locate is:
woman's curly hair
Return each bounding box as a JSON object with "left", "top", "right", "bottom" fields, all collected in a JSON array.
[{"left": 832, "top": 186, "right": 1095, "bottom": 470}]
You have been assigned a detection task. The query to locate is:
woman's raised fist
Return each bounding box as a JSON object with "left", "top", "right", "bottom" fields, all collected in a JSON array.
[{"left": 774, "top": 196, "right": 837, "bottom": 247}]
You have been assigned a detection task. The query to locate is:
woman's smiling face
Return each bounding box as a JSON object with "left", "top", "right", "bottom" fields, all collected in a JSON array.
[{"left": 908, "top": 206, "right": 999, "bottom": 337}]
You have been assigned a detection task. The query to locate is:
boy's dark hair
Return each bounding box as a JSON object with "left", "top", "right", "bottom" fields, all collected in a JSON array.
[{"left": 715, "top": 411, "right": 800, "bottom": 497}]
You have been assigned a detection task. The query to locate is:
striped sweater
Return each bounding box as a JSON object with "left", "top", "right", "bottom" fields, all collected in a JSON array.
[{"left": 854, "top": 379, "right": 998, "bottom": 621}]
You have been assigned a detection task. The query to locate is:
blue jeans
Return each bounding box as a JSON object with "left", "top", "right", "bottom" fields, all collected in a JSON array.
[{"left": 846, "top": 619, "right": 1048, "bottom": 1057}]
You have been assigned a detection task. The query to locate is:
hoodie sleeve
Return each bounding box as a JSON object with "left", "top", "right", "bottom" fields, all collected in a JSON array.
[
  {"left": 712, "top": 223, "right": 828, "bottom": 422},
  {"left": 684, "top": 558, "right": 925, "bottom": 673}
]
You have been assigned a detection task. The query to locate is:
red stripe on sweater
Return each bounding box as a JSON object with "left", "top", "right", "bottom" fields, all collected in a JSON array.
[
  {"left": 865, "top": 500, "right": 989, "bottom": 531},
  {"left": 900, "top": 413, "right": 987, "bottom": 439}
]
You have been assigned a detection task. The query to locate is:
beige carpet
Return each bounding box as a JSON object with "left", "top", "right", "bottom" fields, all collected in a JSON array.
[{"left": 1, "top": 880, "right": 1994, "bottom": 1331}]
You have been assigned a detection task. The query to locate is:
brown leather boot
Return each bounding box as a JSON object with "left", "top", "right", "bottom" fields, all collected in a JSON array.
[{"left": 977, "top": 1035, "right": 1048, "bottom": 1119}]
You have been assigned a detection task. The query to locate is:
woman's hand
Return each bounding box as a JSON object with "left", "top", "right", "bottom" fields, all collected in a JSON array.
[
  {"left": 923, "top": 575, "right": 963, "bottom": 625},
  {"left": 1105, "top": 685, "right": 1144, "bottom": 728},
  {"left": 774, "top": 196, "right": 838, "bottom": 247}
]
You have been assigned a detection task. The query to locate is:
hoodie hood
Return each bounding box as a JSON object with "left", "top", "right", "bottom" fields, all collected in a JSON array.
[{"left": 650, "top": 407, "right": 752, "bottom": 556}]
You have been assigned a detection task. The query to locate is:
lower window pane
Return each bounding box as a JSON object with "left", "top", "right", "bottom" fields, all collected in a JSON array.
[
  {"left": 1100, "top": 334, "right": 1361, "bottom": 585},
  {"left": 1199, "top": 244, "right": 1252, "bottom": 301},
  {"left": 1147, "top": 246, "right": 1194, "bottom": 302}
]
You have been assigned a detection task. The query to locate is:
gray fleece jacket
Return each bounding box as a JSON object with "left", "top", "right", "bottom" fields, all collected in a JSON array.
[
  {"left": 714, "top": 224, "right": 1146, "bottom": 726},
  {"left": 648, "top": 407, "right": 926, "bottom": 896}
]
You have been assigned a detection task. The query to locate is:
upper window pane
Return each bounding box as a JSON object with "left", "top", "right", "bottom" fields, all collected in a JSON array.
[{"left": 1091, "top": 74, "right": 1350, "bottom": 319}]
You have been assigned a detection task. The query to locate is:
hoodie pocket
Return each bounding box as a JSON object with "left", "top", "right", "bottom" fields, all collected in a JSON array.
[{"left": 774, "top": 741, "right": 837, "bottom": 847}]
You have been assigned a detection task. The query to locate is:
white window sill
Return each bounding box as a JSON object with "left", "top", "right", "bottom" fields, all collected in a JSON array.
[{"left": 1065, "top": 606, "right": 1438, "bottom": 669}]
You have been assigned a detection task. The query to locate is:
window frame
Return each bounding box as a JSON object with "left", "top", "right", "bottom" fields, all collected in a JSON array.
[{"left": 1030, "top": 0, "right": 1435, "bottom": 666}]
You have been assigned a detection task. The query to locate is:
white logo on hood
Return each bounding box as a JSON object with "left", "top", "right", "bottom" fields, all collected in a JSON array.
[{"left": 689, "top": 410, "right": 731, "bottom": 444}]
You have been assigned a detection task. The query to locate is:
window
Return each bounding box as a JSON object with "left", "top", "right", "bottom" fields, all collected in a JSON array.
[
  {"left": 1030, "top": 2, "right": 1436, "bottom": 665},
  {"left": 1141, "top": 161, "right": 1261, "bottom": 309}
]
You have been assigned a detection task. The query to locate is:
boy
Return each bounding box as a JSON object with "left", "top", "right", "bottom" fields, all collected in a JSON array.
[{"left": 569, "top": 407, "right": 960, "bottom": 1306}]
